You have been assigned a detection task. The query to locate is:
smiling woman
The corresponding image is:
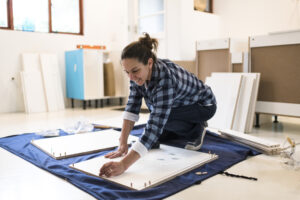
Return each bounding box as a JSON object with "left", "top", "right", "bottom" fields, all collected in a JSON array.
[{"left": 99, "top": 33, "right": 217, "bottom": 178}]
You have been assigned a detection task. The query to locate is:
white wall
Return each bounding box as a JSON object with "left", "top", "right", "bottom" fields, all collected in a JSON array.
[
  {"left": 178, "top": 0, "right": 220, "bottom": 60},
  {"left": 214, "top": 0, "right": 300, "bottom": 52},
  {"left": 0, "top": 0, "right": 128, "bottom": 113},
  {"left": 165, "top": 0, "right": 220, "bottom": 60}
]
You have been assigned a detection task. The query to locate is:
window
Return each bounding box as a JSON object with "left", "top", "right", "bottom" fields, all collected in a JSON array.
[
  {"left": 51, "top": 0, "right": 80, "bottom": 34},
  {"left": 13, "top": 0, "right": 48, "bottom": 32},
  {"left": 0, "top": 0, "right": 83, "bottom": 35},
  {"left": 0, "top": 0, "right": 8, "bottom": 28},
  {"left": 138, "top": 0, "right": 164, "bottom": 36}
]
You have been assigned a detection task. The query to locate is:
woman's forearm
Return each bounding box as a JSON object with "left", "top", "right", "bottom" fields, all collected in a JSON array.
[
  {"left": 119, "top": 119, "right": 135, "bottom": 144},
  {"left": 121, "top": 149, "right": 140, "bottom": 170}
]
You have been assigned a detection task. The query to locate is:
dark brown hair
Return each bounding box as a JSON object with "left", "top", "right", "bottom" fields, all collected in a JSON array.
[{"left": 121, "top": 33, "right": 158, "bottom": 65}]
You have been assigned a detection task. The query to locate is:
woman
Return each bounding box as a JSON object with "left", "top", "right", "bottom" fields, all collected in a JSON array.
[{"left": 99, "top": 33, "right": 216, "bottom": 177}]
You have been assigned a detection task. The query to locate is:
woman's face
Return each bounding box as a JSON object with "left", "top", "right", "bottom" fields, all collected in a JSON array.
[{"left": 121, "top": 58, "right": 153, "bottom": 86}]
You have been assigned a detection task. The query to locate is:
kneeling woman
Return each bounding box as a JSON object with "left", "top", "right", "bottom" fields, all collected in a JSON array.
[{"left": 100, "top": 33, "right": 216, "bottom": 177}]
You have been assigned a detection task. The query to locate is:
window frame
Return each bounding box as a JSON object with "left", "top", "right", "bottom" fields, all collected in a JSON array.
[{"left": 0, "top": 0, "right": 84, "bottom": 35}]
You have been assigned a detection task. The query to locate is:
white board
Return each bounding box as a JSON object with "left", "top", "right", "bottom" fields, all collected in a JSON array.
[
  {"left": 206, "top": 75, "right": 242, "bottom": 130},
  {"left": 40, "top": 54, "right": 65, "bottom": 111},
  {"left": 21, "top": 53, "right": 40, "bottom": 71},
  {"left": 83, "top": 50, "right": 104, "bottom": 99},
  {"left": 233, "top": 75, "right": 255, "bottom": 132},
  {"left": 31, "top": 129, "right": 138, "bottom": 159},
  {"left": 70, "top": 145, "right": 218, "bottom": 190},
  {"left": 245, "top": 73, "right": 260, "bottom": 133},
  {"left": 92, "top": 115, "right": 149, "bottom": 129},
  {"left": 196, "top": 38, "right": 230, "bottom": 50},
  {"left": 255, "top": 101, "right": 300, "bottom": 117},
  {"left": 20, "top": 71, "right": 47, "bottom": 113}
]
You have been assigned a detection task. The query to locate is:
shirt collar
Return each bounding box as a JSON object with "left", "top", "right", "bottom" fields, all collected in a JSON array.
[{"left": 145, "top": 59, "right": 160, "bottom": 89}]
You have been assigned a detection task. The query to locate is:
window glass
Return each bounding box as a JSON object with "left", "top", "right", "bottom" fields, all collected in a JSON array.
[
  {"left": 13, "top": 0, "right": 49, "bottom": 32},
  {"left": 139, "top": 14, "right": 164, "bottom": 34},
  {"left": 139, "top": 0, "right": 164, "bottom": 16},
  {"left": 0, "top": 0, "right": 8, "bottom": 27},
  {"left": 51, "top": 0, "right": 80, "bottom": 33}
]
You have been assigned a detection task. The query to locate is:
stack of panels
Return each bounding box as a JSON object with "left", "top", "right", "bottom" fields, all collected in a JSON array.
[
  {"left": 219, "top": 129, "right": 281, "bottom": 154},
  {"left": 205, "top": 73, "right": 260, "bottom": 133},
  {"left": 20, "top": 53, "right": 65, "bottom": 113}
]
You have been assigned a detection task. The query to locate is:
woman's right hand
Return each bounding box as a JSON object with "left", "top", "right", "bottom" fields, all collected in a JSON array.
[{"left": 105, "top": 142, "right": 128, "bottom": 159}]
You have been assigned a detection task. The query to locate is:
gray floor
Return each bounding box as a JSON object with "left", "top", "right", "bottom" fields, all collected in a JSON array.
[{"left": 0, "top": 107, "right": 299, "bottom": 200}]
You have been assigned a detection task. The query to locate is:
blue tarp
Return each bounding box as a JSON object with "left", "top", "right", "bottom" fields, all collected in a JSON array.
[{"left": 0, "top": 127, "right": 259, "bottom": 200}]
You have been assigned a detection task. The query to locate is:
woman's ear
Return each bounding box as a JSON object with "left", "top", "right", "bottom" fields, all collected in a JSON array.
[{"left": 148, "top": 58, "right": 153, "bottom": 68}]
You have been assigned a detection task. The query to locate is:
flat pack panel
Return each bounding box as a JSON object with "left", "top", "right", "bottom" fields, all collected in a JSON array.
[
  {"left": 206, "top": 75, "right": 242, "bottom": 130},
  {"left": 70, "top": 144, "right": 218, "bottom": 190},
  {"left": 250, "top": 32, "right": 300, "bottom": 48},
  {"left": 245, "top": 73, "right": 260, "bottom": 133},
  {"left": 21, "top": 53, "right": 40, "bottom": 71},
  {"left": 92, "top": 115, "right": 149, "bottom": 129},
  {"left": 197, "top": 49, "right": 231, "bottom": 82},
  {"left": 220, "top": 129, "right": 279, "bottom": 148},
  {"left": 231, "top": 52, "right": 243, "bottom": 64},
  {"left": 255, "top": 101, "right": 300, "bottom": 117},
  {"left": 219, "top": 129, "right": 280, "bottom": 154},
  {"left": 20, "top": 71, "right": 47, "bottom": 113},
  {"left": 40, "top": 54, "right": 65, "bottom": 111},
  {"left": 31, "top": 129, "right": 138, "bottom": 159},
  {"left": 83, "top": 50, "right": 104, "bottom": 99},
  {"left": 212, "top": 73, "right": 256, "bottom": 132},
  {"left": 196, "top": 38, "right": 230, "bottom": 51},
  {"left": 251, "top": 44, "right": 300, "bottom": 104}
]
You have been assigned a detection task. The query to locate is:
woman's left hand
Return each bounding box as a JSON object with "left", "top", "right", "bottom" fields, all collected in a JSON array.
[{"left": 99, "top": 161, "right": 126, "bottom": 177}]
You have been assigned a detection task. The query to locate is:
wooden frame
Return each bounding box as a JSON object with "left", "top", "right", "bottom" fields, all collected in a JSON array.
[
  {"left": 0, "top": 0, "right": 83, "bottom": 35},
  {"left": 249, "top": 32, "right": 300, "bottom": 117},
  {"left": 195, "top": 38, "right": 232, "bottom": 82},
  {"left": 0, "top": 0, "right": 12, "bottom": 29}
]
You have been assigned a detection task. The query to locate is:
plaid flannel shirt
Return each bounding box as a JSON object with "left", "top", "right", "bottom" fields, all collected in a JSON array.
[{"left": 123, "top": 59, "right": 216, "bottom": 156}]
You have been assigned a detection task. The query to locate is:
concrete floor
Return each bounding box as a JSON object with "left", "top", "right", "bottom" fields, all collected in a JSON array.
[{"left": 0, "top": 107, "right": 299, "bottom": 200}]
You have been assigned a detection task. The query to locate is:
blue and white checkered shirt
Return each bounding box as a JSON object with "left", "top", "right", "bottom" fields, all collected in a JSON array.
[{"left": 123, "top": 59, "right": 216, "bottom": 156}]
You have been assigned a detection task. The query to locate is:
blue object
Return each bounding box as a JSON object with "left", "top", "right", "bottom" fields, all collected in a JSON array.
[
  {"left": 0, "top": 128, "right": 259, "bottom": 200},
  {"left": 65, "top": 49, "right": 85, "bottom": 100}
]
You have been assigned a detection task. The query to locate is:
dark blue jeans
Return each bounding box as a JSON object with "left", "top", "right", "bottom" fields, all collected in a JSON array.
[{"left": 160, "top": 104, "right": 217, "bottom": 141}]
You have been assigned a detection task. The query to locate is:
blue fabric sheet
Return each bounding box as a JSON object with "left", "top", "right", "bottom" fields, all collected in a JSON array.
[{"left": 0, "top": 127, "right": 259, "bottom": 200}]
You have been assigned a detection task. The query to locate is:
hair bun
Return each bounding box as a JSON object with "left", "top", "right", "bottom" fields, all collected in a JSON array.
[{"left": 139, "top": 32, "right": 158, "bottom": 52}]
